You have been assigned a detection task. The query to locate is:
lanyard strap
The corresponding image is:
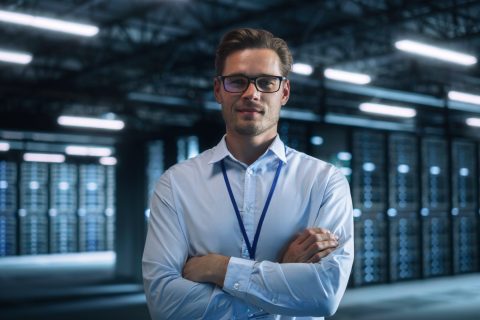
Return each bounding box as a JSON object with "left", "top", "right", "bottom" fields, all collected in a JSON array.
[{"left": 221, "top": 158, "right": 283, "bottom": 260}]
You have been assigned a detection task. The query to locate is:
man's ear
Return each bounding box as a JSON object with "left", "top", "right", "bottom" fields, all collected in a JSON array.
[
  {"left": 281, "top": 79, "right": 290, "bottom": 106},
  {"left": 214, "top": 78, "right": 222, "bottom": 104}
]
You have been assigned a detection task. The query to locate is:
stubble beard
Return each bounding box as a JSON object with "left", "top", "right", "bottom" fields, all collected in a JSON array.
[
  {"left": 222, "top": 101, "right": 280, "bottom": 137},
  {"left": 232, "top": 110, "right": 279, "bottom": 137}
]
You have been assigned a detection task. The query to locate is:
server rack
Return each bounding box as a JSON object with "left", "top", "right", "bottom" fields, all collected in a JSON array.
[
  {"left": 145, "top": 140, "right": 165, "bottom": 225},
  {"left": 0, "top": 160, "right": 17, "bottom": 256},
  {"left": 176, "top": 136, "right": 199, "bottom": 163},
  {"left": 278, "top": 120, "right": 308, "bottom": 153},
  {"left": 105, "top": 165, "right": 116, "bottom": 251},
  {"left": 78, "top": 164, "right": 106, "bottom": 252},
  {"left": 309, "top": 125, "right": 352, "bottom": 183},
  {"left": 19, "top": 162, "right": 49, "bottom": 255},
  {"left": 49, "top": 163, "right": 78, "bottom": 253},
  {"left": 387, "top": 133, "right": 421, "bottom": 281},
  {"left": 421, "top": 137, "right": 451, "bottom": 277},
  {"left": 352, "top": 130, "right": 388, "bottom": 286},
  {"left": 451, "top": 140, "right": 478, "bottom": 273}
]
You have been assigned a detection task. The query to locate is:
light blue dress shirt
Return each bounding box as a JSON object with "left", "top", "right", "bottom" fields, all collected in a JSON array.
[{"left": 143, "top": 135, "right": 354, "bottom": 320}]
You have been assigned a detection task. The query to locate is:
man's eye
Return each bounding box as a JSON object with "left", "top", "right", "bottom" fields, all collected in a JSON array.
[
  {"left": 228, "top": 78, "right": 247, "bottom": 86},
  {"left": 258, "top": 78, "right": 275, "bottom": 87}
]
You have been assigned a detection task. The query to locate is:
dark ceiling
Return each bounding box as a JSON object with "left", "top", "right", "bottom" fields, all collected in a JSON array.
[{"left": 1, "top": 0, "right": 480, "bottom": 135}]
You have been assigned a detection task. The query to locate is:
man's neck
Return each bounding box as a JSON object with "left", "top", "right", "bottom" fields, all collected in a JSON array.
[{"left": 225, "top": 132, "right": 277, "bottom": 166}]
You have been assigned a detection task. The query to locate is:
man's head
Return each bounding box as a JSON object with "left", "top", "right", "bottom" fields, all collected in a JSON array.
[
  {"left": 214, "top": 28, "right": 292, "bottom": 140},
  {"left": 215, "top": 28, "right": 293, "bottom": 77}
]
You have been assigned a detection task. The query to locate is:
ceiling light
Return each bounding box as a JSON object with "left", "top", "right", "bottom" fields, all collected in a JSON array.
[
  {"left": 292, "top": 63, "right": 314, "bottom": 76},
  {"left": 0, "top": 9, "right": 99, "bottom": 37},
  {"left": 359, "top": 102, "right": 417, "bottom": 118},
  {"left": 448, "top": 91, "right": 480, "bottom": 105},
  {"left": 0, "top": 141, "right": 10, "bottom": 151},
  {"left": 0, "top": 48, "right": 32, "bottom": 64},
  {"left": 324, "top": 68, "right": 371, "bottom": 84},
  {"left": 23, "top": 152, "right": 65, "bottom": 163},
  {"left": 99, "top": 157, "right": 117, "bottom": 166},
  {"left": 466, "top": 117, "right": 480, "bottom": 127},
  {"left": 58, "top": 116, "right": 125, "bottom": 130},
  {"left": 395, "top": 40, "right": 477, "bottom": 66},
  {"left": 65, "top": 145, "right": 112, "bottom": 157}
]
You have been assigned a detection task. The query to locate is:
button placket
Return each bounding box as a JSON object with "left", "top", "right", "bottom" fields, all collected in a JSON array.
[{"left": 243, "top": 165, "right": 256, "bottom": 259}]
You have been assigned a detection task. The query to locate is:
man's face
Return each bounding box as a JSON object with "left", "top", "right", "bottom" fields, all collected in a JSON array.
[{"left": 214, "top": 48, "right": 290, "bottom": 138}]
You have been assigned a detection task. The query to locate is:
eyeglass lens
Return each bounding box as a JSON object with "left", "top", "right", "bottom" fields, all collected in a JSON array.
[{"left": 223, "top": 76, "right": 281, "bottom": 93}]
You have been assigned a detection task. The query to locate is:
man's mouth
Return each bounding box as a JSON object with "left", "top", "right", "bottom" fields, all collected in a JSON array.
[{"left": 236, "top": 108, "right": 263, "bottom": 114}]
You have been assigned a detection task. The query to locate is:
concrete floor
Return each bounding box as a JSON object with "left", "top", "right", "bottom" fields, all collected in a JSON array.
[
  {"left": 330, "top": 273, "right": 480, "bottom": 320},
  {"left": 1, "top": 273, "right": 479, "bottom": 319}
]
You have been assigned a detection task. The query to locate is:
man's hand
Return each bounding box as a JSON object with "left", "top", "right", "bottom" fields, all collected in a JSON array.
[
  {"left": 281, "top": 228, "right": 338, "bottom": 263},
  {"left": 183, "top": 254, "right": 230, "bottom": 287}
]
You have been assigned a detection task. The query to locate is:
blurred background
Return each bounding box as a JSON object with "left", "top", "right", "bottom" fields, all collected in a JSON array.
[{"left": 0, "top": 1, "right": 479, "bottom": 319}]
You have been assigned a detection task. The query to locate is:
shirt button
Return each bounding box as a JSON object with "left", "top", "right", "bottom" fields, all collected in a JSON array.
[
  {"left": 233, "top": 282, "right": 240, "bottom": 290},
  {"left": 247, "top": 169, "right": 253, "bottom": 175},
  {"left": 272, "top": 297, "right": 278, "bottom": 304}
]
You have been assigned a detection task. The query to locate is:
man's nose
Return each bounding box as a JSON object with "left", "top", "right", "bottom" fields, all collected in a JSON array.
[{"left": 242, "top": 81, "right": 260, "bottom": 99}]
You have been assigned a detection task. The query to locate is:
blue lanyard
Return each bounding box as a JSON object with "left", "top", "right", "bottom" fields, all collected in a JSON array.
[{"left": 220, "top": 158, "right": 283, "bottom": 260}]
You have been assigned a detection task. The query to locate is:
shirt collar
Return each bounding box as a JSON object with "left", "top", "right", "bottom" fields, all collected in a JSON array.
[{"left": 208, "top": 134, "right": 287, "bottom": 165}]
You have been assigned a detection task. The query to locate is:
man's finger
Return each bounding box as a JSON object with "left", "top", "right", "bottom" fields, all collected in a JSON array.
[
  {"left": 300, "top": 232, "right": 336, "bottom": 250},
  {"left": 306, "top": 239, "right": 338, "bottom": 258},
  {"left": 308, "top": 248, "right": 335, "bottom": 263}
]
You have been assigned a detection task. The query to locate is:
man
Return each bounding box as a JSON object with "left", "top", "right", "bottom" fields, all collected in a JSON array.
[{"left": 143, "top": 28, "right": 354, "bottom": 319}]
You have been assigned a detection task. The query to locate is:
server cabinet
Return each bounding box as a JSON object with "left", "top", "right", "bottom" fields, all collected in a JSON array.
[
  {"left": 421, "top": 210, "right": 451, "bottom": 277},
  {"left": 388, "top": 134, "right": 419, "bottom": 211},
  {"left": 451, "top": 140, "right": 478, "bottom": 273},
  {"left": 352, "top": 211, "right": 388, "bottom": 286},
  {"left": 145, "top": 140, "right": 165, "bottom": 226},
  {"left": 49, "top": 163, "right": 77, "bottom": 253},
  {"left": 421, "top": 137, "right": 451, "bottom": 277},
  {"left": 0, "top": 160, "right": 17, "bottom": 256},
  {"left": 352, "top": 130, "right": 388, "bottom": 285},
  {"left": 78, "top": 164, "right": 106, "bottom": 252},
  {"left": 421, "top": 138, "right": 449, "bottom": 211},
  {"left": 352, "top": 131, "right": 386, "bottom": 212},
  {"left": 451, "top": 211, "right": 478, "bottom": 273},
  {"left": 278, "top": 120, "right": 308, "bottom": 153},
  {"left": 19, "top": 162, "right": 49, "bottom": 255},
  {"left": 309, "top": 125, "right": 351, "bottom": 183},
  {"left": 177, "top": 136, "right": 199, "bottom": 163},
  {"left": 105, "top": 165, "right": 116, "bottom": 251},
  {"left": 388, "top": 211, "right": 421, "bottom": 280},
  {"left": 387, "top": 133, "right": 421, "bottom": 281}
]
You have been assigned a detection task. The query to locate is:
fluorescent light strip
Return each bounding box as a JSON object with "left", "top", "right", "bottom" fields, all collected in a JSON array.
[
  {"left": 100, "top": 157, "right": 117, "bottom": 166},
  {"left": 24, "top": 152, "right": 65, "bottom": 163},
  {"left": 65, "top": 145, "right": 112, "bottom": 157},
  {"left": 448, "top": 91, "right": 480, "bottom": 105},
  {"left": 58, "top": 116, "right": 125, "bottom": 130},
  {"left": 466, "top": 118, "right": 480, "bottom": 127},
  {"left": 359, "top": 102, "right": 417, "bottom": 118},
  {"left": 292, "top": 63, "right": 314, "bottom": 76},
  {"left": 0, "top": 9, "right": 99, "bottom": 37},
  {"left": 0, "top": 48, "right": 32, "bottom": 64},
  {"left": 0, "top": 142, "right": 10, "bottom": 151},
  {"left": 395, "top": 40, "right": 477, "bottom": 66},
  {"left": 324, "top": 68, "right": 371, "bottom": 84}
]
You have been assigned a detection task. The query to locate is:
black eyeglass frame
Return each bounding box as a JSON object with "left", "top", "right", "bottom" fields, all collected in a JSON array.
[{"left": 216, "top": 75, "right": 287, "bottom": 93}]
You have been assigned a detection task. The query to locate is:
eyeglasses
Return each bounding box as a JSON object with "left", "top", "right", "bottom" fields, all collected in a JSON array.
[{"left": 217, "top": 75, "right": 287, "bottom": 93}]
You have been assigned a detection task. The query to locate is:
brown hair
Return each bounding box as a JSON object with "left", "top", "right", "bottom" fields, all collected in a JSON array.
[{"left": 215, "top": 28, "right": 293, "bottom": 77}]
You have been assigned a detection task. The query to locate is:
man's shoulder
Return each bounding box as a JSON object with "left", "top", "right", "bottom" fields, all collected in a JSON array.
[
  {"left": 287, "top": 147, "right": 336, "bottom": 171},
  {"left": 162, "top": 146, "right": 215, "bottom": 178}
]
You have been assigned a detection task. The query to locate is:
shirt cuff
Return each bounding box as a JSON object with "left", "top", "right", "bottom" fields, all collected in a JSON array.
[{"left": 223, "top": 257, "right": 255, "bottom": 298}]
